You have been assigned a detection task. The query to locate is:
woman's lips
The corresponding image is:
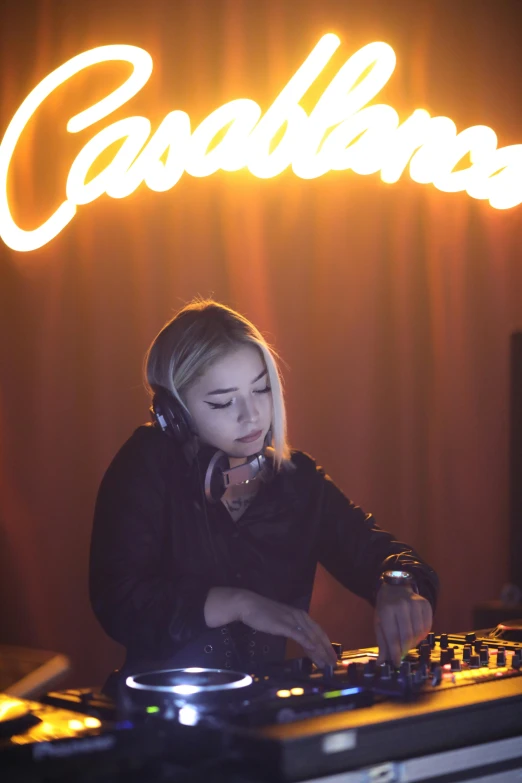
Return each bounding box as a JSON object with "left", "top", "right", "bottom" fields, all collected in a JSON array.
[{"left": 236, "top": 429, "right": 263, "bottom": 443}]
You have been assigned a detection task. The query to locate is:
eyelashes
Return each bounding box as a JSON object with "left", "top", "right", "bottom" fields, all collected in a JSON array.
[{"left": 206, "top": 386, "right": 272, "bottom": 410}]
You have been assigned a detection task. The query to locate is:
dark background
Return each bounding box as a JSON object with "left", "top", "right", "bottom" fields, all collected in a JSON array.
[{"left": 1, "top": 0, "right": 522, "bottom": 687}]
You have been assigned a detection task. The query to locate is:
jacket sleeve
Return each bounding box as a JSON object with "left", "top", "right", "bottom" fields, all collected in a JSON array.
[
  {"left": 314, "top": 463, "right": 439, "bottom": 611},
  {"left": 89, "top": 428, "right": 211, "bottom": 657}
]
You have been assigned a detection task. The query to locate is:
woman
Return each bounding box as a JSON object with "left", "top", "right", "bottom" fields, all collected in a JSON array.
[{"left": 89, "top": 299, "right": 438, "bottom": 679}]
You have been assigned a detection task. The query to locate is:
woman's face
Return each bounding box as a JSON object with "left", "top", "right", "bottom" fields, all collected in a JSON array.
[{"left": 184, "top": 344, "right": 273, "bottom": 458}]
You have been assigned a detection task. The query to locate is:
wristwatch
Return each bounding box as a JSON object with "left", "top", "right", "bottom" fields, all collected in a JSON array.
[{"left": 379, "top": 570, "right": 419, "bottom": 592}]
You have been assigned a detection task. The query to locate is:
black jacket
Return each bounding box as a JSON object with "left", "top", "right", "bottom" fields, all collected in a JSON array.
[{"left": 89, "top": 424, "right": 438, "bottom": 673}]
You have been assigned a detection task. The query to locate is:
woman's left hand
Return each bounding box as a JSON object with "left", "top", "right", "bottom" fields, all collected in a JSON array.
[{"left": 374, "top": 583, "right": 433, "bottom": 667}]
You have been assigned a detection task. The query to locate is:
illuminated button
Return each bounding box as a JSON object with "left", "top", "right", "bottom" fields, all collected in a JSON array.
[
  {"left": 83, "top": 717, "right": 101, "bottom": 729},
  {"left": 276, "top": 689, "right": 291, "bottom": 698},
  {"left": 290, "top": 687, "right": 304, "bottom": 696}
]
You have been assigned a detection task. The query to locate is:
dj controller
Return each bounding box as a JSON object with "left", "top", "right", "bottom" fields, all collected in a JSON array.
[{"left": 2, "top": 622, "right": 522, "bottom": 782}]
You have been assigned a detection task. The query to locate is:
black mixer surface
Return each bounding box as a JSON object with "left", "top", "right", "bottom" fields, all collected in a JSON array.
[
  {"left": 33, "top": 625, "right": 522, "bottom": 782},
  {"left": 228, "top": 628, "right": 522, "bottom": 780}
]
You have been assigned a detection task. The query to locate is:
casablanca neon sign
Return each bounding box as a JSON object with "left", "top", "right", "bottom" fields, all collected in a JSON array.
[{"left": 1, "top": 33, "right": 520, "bottom": 252}]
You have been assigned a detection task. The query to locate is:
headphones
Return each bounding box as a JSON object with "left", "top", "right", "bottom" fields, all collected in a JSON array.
[{"left": 150, "top": 385, "right": 269, "bottom": 503}]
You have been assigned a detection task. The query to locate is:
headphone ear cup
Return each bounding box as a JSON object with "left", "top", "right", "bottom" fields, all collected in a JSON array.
[{"left": 151, "top": 386, "right": 196, "bottom": 445}]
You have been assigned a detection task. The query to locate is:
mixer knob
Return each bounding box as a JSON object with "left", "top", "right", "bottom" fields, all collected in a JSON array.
[
  {"left": 363, "top": 660, "right": 377, "bottom": 677},
  {"left": 400, "top": 661, "right": 412, "bottom": 676},
  {"left": 413, "top": 669, "right": 424, "bottom": 686},
  {"left": 431, "top": 665, "right": 442, "bottom": 686},
  {"left": 331, "top": 642, "right": 343, "bottom": 660},
  {"left": 419, "top": 642, "right": 431, "bottom": 660},
  {"left": 427, "top": 632, "right": 435, "bottom": 648},
  {"left": 323, "top": 664, "right": 336, "bottom": 679},
  {"left": 496, "top": 649, "right": 506, "bottom": 667},
  {"left": 469, "top": 654, "right": 480, "bottom": 668},
  {"left": 440, "top": 634, "right": 449, "bottom": 649},
  {"left": 380, "top": 663, "right": 392, "bottom": 679},
  {"left": 465, "top": 632, "right": 476, "bottom": 644},
  {"left": 450, "top": 659, "right": 462, "bottom": 672},
  {"left": 292, "top": 657, "right": 314, "bottom": 675},
  {"left": 512, "top": 654, "right": 521, "bottom": 670},
  {"left": 463, "top": 645, "right": 472, "bottom": 662},
  {"left": 420, "top": 662, "right": 429, "bottom": 678},
  {"left": 346, "top": 662, "right": 359, "bottom": 682},
  {"left": 479, "top": 648, "right": 489, "bottom": 665},
  {"left": 440, "top": 649, "right": 452, "bottom": 665},
  {"left": 474, "top": 640, "right": 483, "bottom": 653}
]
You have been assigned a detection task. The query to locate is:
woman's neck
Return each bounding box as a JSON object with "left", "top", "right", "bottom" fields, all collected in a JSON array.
[{"left": 228, "top": 456, "right": 248, "bottom": 469}]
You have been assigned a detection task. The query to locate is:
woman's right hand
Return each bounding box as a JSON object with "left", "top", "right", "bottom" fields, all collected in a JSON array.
[{"left": 237, "top": 589, "right": 337, "bottom": 668}]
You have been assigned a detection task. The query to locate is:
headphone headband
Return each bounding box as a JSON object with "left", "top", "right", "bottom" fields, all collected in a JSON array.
[{"left": 150, "top": 386, "right": 197, "bottom": 446}]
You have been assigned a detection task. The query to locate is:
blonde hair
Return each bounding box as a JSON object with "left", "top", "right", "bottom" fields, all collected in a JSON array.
[{"left": 143, "top": 299, "right": 292, "bottom": 470}]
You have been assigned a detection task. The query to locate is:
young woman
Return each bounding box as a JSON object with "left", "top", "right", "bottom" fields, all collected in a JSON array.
[{"left": 89, "top": 300, "right": 438, "bottom": 679}]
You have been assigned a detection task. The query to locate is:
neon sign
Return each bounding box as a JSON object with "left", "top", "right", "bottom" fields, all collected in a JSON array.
[{"left": 0, "top": 34, "right": 520, "bottom": 252}]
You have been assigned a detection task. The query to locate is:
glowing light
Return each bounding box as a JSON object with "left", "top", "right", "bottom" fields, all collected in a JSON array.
[
  {"left": 0, "top": 34, "right": 519, "bottom": 252},
  {"left": 178, "top": 705, "right": 199, "bottom": 726},
  {"left": 290, "top": 687, "right": 305, "bottom": 696},
  {"left": 146, "top": 705, "right": 160, "bottom": 713},
  {"left": 83, "top": 717, "right": 102, "bottom": 728},
  {"left": 323, "top": 687, "right": 359, "bottom": 699},
  {"left": 68, "top": 719, "right": 85, "bottom": 731},
  {"left": 0, "top": 45, "right": 152, "bottom": 252},
  {"left": 276, "top": 689, "right": 292, "bottom": 698},
  {"left": 169, "top": 684, "right": 199, "bottom": 696}
]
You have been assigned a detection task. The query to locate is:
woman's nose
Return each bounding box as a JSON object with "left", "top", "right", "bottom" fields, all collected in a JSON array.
[{"left": 238, "top": 396, "right": 259, "bottom": 422}]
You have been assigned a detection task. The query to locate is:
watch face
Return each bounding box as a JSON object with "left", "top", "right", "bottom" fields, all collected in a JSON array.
[{"left": 386, "top": 570, "right": 412, "bottom": 580}]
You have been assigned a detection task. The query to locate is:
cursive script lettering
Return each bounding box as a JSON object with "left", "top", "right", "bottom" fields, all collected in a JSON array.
[{"left": 0, "top": 34, "right": 519, "bottom": 252}]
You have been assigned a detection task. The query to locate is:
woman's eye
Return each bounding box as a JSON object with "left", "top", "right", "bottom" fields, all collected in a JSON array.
[
  {"left": 254, "top": 386, "right": 271, "bottom": 394},
  {"left": 207, "top": 400, "right": 233, "bottom": 410}
]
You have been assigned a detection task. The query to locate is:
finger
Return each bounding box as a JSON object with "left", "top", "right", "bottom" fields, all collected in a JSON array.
[
  {"left": 387, "top": 611, "right": 403, "bottom": 667},
  {"left": 304, "top": 615, "right": 337, "bottom": 665},
  {"left": 375, "top": 622, "right": 391, "bottom": 664},
  {"left": 411, "top": 602, "right": 427, "bottom": 644},
  {"left": 293, "top": 613, "right": 331, "bottom": 667},
  {"left": 396, "top": 605, "right": 415, "bottom": 658},
  {"left": 283, "top": 615, "right": 318, "bottom": 655},
  {"left": 420, "top": 599, "right": 433, "bottom": 636},
  {"left": 380, "top": 609, "right": 402, "bottom": 667}
]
